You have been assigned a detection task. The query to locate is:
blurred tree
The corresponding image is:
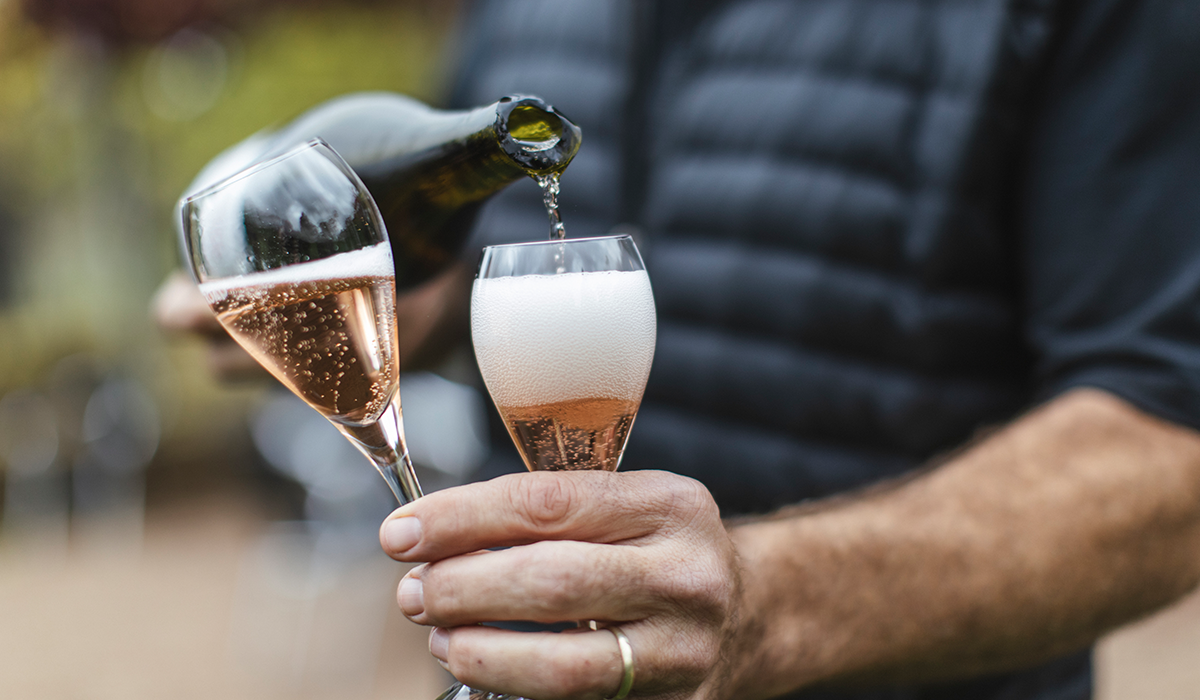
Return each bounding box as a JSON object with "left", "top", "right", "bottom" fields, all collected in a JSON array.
[
  {"left": 23, "top": 0, "right": 246, "bottom": 44},
  {"left": 0, "top": 193, "right": 13, "bottom": 306},
  {"left": 21, "top": 0, "right": 444, "bottom": 46},
  {"left": 0, "top": 0, "right": 460, "bottom": 496}
]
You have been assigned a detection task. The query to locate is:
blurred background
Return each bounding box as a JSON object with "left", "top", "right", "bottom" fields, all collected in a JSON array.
[
  {"left": 0, "top": 0, "right": 1195, "bottom": 698},
  {"left": 0, "top": 0, "right": 471, "bottom": 697}
]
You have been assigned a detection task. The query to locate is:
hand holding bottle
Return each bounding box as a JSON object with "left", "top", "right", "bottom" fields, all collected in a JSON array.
[{"left": 153, "top": 269, "right": 264, "bottom": 380}]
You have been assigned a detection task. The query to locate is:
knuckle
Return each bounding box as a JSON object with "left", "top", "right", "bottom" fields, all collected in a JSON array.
[
  {"left": 657, "top": 553, "right": 736, "bottom": 624},
  {"left": 444, "top": 634, "right": 481, "bottom": 684},
  {"left": 445, "top": 631, "right": 501, "bottom": 688},
  {"left": 519, "top": 543, "right": 591, "bottom": 618},
  {"left": 417, "top": 565, "right": 460, "bottom": 622},
  {"left": 677, "top": 477, "right": 721, "bottom": 522},
  {"left": 674, "top": 631, "right": 723, "bottom": 683},
  {"left": 643, "top": 472, "right": 719, "bottom": 530},
  {"left": 512, "top": 474, "right": 577, "bottom": 530},
  {"left": 683, "top": 568, "right": 735, "bottom": 617}
]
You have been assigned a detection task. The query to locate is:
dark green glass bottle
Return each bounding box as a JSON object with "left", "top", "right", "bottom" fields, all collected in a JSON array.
[{"left": 189, "top": 93, "right": 581, "bottom": 290}]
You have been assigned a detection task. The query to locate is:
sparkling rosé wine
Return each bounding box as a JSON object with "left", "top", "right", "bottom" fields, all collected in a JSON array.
[
  {"left": 497, "top": 396, "right": 639, "bottom": 472},
  {"left": 471, "top": 268, "right": 656, "bottom": 472},
  {"left": 200, "top": 244, "right": 398, "bottom": 425}
]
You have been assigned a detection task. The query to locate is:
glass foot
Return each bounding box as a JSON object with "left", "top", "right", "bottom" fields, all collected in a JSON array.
[{"left": 435, "top": 681, "right": 528, "bottom": 700}]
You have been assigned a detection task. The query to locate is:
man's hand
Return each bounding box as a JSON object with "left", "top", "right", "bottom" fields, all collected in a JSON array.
[
  {"left": 379, "top": 470, "right": 746, "bottom": 700},
  {"left": 151, "top": 270, "right": 266, "bottom": 381},
  {"left": 379, "top": 390, "right": 1200, "bottom": 700}
]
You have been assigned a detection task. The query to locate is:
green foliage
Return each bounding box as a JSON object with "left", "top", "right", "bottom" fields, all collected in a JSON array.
[
  {"left": 128, "top": 3, "right": 454, "bottom": 215},
  {"left": 0, "top": 2, "right": 455, "bottom": 400}
]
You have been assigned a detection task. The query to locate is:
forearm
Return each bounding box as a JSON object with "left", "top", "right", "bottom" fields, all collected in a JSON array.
[
  {"left": 394, "top": 260, "right": 472, "bottom": 371},
  {"left": 727, "top": 388, "right": 1200, "bottom": 697}
]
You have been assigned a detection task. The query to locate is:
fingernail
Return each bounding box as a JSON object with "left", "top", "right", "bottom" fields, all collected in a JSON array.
[
  {"left": 383, "top": 516, "right": 422, "bottom": 553},
  {"left": 399, "top": 575, "right": 425, "bottom": 616},
  {"left": 430, "top": 627, "right": 449, "bottom": 663}
]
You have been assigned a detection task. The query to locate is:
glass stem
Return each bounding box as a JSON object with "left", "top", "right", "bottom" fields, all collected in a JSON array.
[{"left": 334, "top": 392, "right": 424, "bottom": 505}]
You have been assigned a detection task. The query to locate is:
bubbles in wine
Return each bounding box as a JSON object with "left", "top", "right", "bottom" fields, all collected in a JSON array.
[{"left": 200, "top": 243, "right": 398, "bottom": 425}]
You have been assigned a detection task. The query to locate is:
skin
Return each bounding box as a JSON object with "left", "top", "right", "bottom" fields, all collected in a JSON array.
[
  {"left": 378, "top": 388, "right": 1200, "bottom": 700},
  {"left": 153, "top": 270, "right": 265, "bottom": 381}
]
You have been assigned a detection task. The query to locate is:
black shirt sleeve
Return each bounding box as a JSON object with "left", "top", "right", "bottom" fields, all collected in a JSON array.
[{"left": 1020, "top": 0, "right": 1200, "bottom": 430}]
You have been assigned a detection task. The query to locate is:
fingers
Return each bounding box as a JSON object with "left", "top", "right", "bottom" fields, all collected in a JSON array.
[
  {"left": 431, "top": 625, "right": 631, "bottom": 700},
  {"left": 399, "top": 541, "right": 654, "bottom": 627},
  {"left": 152, "top": 270, "right": 268, "bottom": 381},
  {"left": 433, "top": 621, "right": 716, "bottom": 700},
  {"left": 385, "top": 471, "right": 737, "bottom": 700},
  {"left": 205, "top": 337, "right": 272, "bottom": 382},
  {"left": 152, "top": 270, "right": 224, "bottom": 336},
  {"left": 380, "top": 470, "right": 715, "bottom": 562}
]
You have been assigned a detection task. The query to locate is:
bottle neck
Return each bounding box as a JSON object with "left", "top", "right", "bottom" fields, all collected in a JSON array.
[{"left": 354, "top": 95, "right": 581, "bottom": 209}]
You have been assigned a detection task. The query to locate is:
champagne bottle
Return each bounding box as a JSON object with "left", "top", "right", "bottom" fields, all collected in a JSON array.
[{"left": 182, "top": 93, "right": 581, "bottom": 289}]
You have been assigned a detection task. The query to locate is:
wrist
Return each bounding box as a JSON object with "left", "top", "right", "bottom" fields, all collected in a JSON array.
[{"left": 721, "top": 518, "right": 832, "bottom": 699}]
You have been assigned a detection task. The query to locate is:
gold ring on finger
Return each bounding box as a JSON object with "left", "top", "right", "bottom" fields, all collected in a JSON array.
[{"left": 604, "top": 626, "right": 635, "bottom": 700}]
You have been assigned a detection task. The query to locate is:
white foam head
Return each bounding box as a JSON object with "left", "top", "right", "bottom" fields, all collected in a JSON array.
[
  {"left": 471, "top": 270, "right": 656, "bottom": 407},
  {"left": 198, "top": 241, "right": 393, "bottom": 300}
]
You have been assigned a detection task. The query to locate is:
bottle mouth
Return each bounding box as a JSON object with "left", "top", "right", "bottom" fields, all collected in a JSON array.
[
  {"left": 507, "top": 104, "right": 562, "bottom": 152},
  {"left": 495, "top": 96, "right": 582, "bottom": 175}
]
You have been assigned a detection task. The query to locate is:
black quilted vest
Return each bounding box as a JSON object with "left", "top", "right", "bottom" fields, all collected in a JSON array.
[{"left": 456, "top": 0, "right": 1052, "bottom": 514}]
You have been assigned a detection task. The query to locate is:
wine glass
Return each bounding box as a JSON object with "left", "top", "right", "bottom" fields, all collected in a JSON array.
[
  {"left": 472, "top": 234, "right": 655, "bottom": 473},
  {"left": 182, "top": 138, "right": 422, "bottom": 506},
  {"left": 443, "top": 234, "right": 656, "bottom": 700}
]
